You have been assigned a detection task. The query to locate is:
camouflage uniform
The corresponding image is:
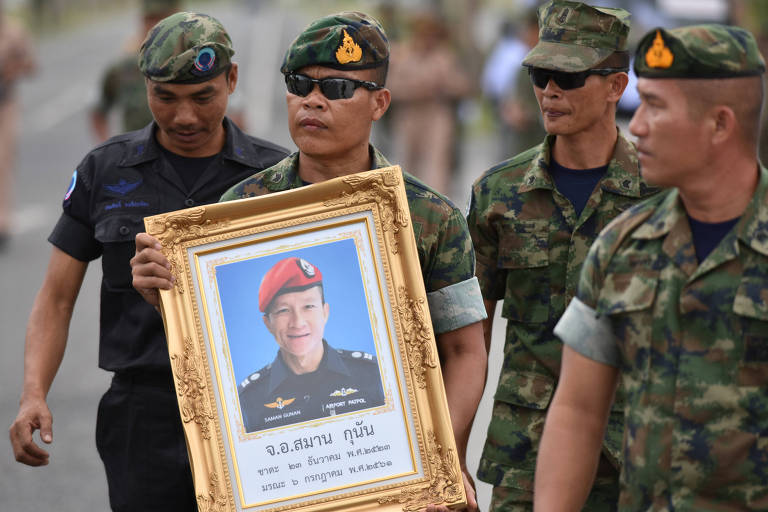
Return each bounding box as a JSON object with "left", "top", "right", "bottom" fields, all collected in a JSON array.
[
  {"left": 555, "top": 25, "right": 768, "bottom": 510},
  {"left": 467, "top": 2, "right": 657, "bottom": 510},
  {"left": 221, "top": 147, "right": 485, "bottom": 333},
  {"left": 95, "top": 55, "right": 154, "bottom": 133},
  {"left": 469, "top": 132, "right": 658, "bottom": 510}
]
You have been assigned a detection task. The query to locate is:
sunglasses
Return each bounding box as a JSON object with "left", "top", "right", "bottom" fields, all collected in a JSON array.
[
  {"left": 527, "top": 67, "right": 624, "bottom": 90},
  {"left": 284, "top": 73, "right": 383, "bottom": 100}
]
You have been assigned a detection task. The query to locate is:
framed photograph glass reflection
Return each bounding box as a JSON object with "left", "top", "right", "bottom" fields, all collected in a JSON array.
[{"left": 144, "top": 167, "right": 466, "bottom": 512}]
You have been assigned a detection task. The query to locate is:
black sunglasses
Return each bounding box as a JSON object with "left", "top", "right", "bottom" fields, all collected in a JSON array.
[
  {"left": 527, "top": 67, "right": 624, "bottom": 90},
  {"left": 284, "top": 73, "right": 383, "bottom": 100}
]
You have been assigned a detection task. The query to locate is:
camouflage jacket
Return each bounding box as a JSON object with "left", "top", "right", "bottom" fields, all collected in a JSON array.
[
  {"left": 95, "top": 54, "right": 153, "bottom": 132},
  {"left": 467, "top": 131, "right": 659, "bottom": 490},
  {"left": 561, "top": 166, "right": 768, "bottom": 510},
  {"left": 220, "top": 146, "right": 486, "bottom": 334}
]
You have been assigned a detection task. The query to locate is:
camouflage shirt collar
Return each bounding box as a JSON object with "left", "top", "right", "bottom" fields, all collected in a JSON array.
[
  {"left": 737, "top": 165, "right": 768, "bottom": 257},
  {"left": 120, "top": 117, "right": 250, "bottom": 168},
  {"left": 518, "top": 130, "right": 645, "bottom": 197},
  {"left": 262, "top": 145, "right": 392, "bottom": 192},
  {"left": 631, "top": 166, "right": 768, "bottom": 255}
]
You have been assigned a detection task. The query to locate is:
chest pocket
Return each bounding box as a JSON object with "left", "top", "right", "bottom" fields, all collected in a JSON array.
[
  {"left": 597, "top": 269, "right": 658, "bottom": 373},
  {"left": 734, "top": 275, "right": 768, "bottom": 387},
  {"left": 497, "top": 218, "right": 550, "bottom": 323},
  {"left": 95, "top": 215, "right": 146, "bottom": 289}
]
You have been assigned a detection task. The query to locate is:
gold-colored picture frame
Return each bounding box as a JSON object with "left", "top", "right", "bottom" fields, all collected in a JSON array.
[{"left": 144, "top": 166, "right": 466, "bottom": 512}]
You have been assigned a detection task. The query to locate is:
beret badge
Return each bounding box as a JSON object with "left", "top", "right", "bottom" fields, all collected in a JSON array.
[
  {"left": 336, "top": 29, "right": 363, "bottom": 65},
  {"left": 298, "top": 258, "right": 315, "bottom": 278},
  {"left": 645, "top": 30, "right": 674, "bottom": 69}
]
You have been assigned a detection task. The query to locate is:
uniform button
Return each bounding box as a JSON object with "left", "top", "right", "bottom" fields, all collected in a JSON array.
[
  {"left": 118, "top": 226, "right": 130, "bottom": 236},
  {"left": 184, "top": 198, "right": 196, "bottom": 207},
  {"left": 622, "top": 179, "right": 631, "bottom": 189}
]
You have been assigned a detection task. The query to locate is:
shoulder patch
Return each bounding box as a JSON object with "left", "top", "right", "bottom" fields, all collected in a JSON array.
[
  {"left": 63, "top": 170, "right": 77, "bottom": 201},
  {"left": 340, "top": 349, "right": 376, "bottom": 362},
  {"left": 239, "top": 369, "right": 266, "bottom": 392}
]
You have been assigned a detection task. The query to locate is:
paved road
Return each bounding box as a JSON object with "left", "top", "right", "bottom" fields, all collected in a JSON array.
[{"left": 0, "top": 2, "right": 504, "bottom": 510}]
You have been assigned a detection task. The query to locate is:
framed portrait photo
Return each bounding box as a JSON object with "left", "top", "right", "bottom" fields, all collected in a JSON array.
[{"left": 144, "top": 166, "right": 466, "bottom": 512}]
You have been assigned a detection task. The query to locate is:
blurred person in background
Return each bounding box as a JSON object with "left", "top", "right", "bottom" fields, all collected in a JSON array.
[
  {"left": 90, "top": 0, "right": 181, "bottom": 142},
  {"left": 0, "top": 4, "right": 36, "bottom": 250},
  {"left": 496, "top": 8, "right": 546, "bottom": 158},
  {"left": 387, "top": 9, "right": 472, "bottom": 196}
]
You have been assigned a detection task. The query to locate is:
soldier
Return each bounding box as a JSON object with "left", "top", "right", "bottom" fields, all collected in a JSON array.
[
  {"left": 0, "top": 9, "right": 36, "bottom": 248},
  {"left": 132, "top": 11, "right": 487, "bottom": 511},
  {"left": 466, "top": 1, "right": 659, "bottom": 510},
  {"left": 9, "top": 12, "right": 287, "bottom": 511},
  {"left": 239, "top": 257, "right": 384, "bottom": 433},
  {"left": 90, "top": 0, "right": 180, "bottom": 142},
  {"left": 537, "top": 25, "right": 768, "bottom": 510}
]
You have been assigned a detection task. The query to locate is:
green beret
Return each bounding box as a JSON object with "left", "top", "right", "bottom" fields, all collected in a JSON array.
[
  {"left": 522, "top": 0, "right": 631, "bottom": 73},
  {"left": 138, "top": 12, "right": 234, "bottom": 84},
  {"left": 634, "top": 24, "right": 766, "bottom": 79},
  {"left": 142, "top": 0, "right": 180, "bottom": 17},
  {"left": 281, "top": 11, "right": 389, "bottom": 74}
]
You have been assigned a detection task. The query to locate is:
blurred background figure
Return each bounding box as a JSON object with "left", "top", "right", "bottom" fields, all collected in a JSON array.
[
  {"left": 387, "top": 8, "right": 472, "bottom": 196},
  {"left": 0, "top": 2, "right": 36, "bottom": 250},
  {"left": 482, "top": 8, "right": 544, "bottom": 160},
  {"left": 90, "top": 0, "right": 181, "bottom": 142}
]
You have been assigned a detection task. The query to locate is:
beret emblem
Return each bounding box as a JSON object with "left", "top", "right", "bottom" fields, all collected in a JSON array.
[
  {"left": 335, "top": 29, "right": 363, "bottom": 64},
  {"left": 645, "top": 31, "right": 674, "bottom": 69},
  {"left": 194, "top": 47, "right": 216, "bottom": 72}
]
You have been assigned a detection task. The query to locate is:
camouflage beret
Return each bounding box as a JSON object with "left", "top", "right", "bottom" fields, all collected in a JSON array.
[
  {"left": 523, "top": 0, "right": 631, "bottom": 73},
  {"left": 634, "top": 24, "right": 765, "bottom": 79},
  {"left": 259, "top": 258, "right": 323, "bottom": 313},
  {"left": 142, "top": 0, "right": 180, "bottom": 17},
  {"left": 281, "top": 11, "right": 389, "bottom": 74},
  {"left": 138, "top": 11, "right": 234, "bottom": 84}
]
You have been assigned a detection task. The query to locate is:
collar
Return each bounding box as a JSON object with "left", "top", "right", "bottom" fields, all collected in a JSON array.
[
  {"left": 119, "top": 118, "right": 259, "bottom": 168},
  {"left": 630, "top": 166, "right": 768, "bottom": 257},
  {"left": 266, "top": 340, "right": 351, "bottom": 394},
  {"left": 261, "top": 145, "right": 392, "bottom": 192},
  {"left": 518, "top": 130, "right": 645, "bottom": 198}
]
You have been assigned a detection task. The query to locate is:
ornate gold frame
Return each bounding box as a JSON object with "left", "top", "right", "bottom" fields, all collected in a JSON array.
[{"left": 144, "top": 166, "right": 466, "bottom": 512}]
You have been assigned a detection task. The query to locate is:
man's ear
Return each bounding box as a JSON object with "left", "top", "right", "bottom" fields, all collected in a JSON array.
[
  {"left": 371, "top": 88, "right": 391, "bottom": 121},
  {"left": 607, "top": 72, "right": 629, "bottom": 103},
  {"left": 227, "top": 63, "right": 239, "bottom": 94},
  {"left": 711, "top": 105, "right": 737, "bottom": 146}
]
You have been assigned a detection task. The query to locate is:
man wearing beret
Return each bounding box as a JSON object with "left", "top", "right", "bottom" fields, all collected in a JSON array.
[
  {"left": 132, "top": 11, "right": 487, "bottom": 511},
  {"left": 536, "top": 24, "right": 768, "bottom": 510},
  {"left": 466, "top": 1, "right": 659, "bottom": 509},
  {"left": 9, "top": 12, "right": 287, "bottom": 511},
  {"left": 238, "top": 257, "right": 384, "bottom": 433}
]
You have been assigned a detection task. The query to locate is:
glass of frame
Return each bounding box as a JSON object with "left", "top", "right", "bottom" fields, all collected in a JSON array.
[{"left": 144, "top": 166, "right": 466, "bottom": 512}]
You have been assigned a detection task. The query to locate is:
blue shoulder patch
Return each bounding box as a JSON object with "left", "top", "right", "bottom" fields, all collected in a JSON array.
[{"left": 63, "top": 170, "right": 77, "bottom": 201}]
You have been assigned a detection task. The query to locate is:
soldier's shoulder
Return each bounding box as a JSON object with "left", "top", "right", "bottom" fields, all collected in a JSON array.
[
  {"left": 77, "top": 129, "right": 147, "bottom": 171},
  {"left": 474, "top": 145, "right": 542, "bottom": 189},
  {"left": 221, "top": 154, "right": 295, "bottom": 201},
  {"left": 402, "top": 171, "right": 460, "bottom": 218},
  {"left": 336, "top": 347, "right": 378, "bottom": 367},
  {"left": 596, "top": 190, "right": 670, "bottom": 253},
  {"left": 238, "top": 363, "right": 274, "bottom": 395}
]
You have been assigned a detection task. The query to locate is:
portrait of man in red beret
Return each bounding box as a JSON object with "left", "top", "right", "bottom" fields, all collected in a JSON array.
[{"left": 237, "top": 256, "right": 385, "bottom": 433}]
